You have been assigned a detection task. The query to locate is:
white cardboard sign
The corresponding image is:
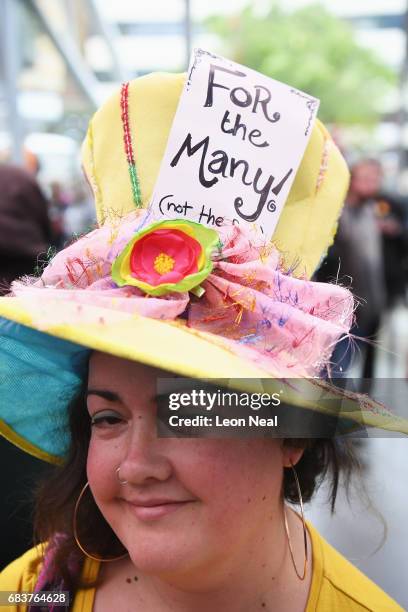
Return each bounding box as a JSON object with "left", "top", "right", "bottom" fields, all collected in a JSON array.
[{"left": 149, "top": 48, "right": 319, "bottom": 239}]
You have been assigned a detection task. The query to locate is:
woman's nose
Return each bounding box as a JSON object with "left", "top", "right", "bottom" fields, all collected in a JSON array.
[{"left": 118, "top": 425, "right": 173, "bottom": 486}]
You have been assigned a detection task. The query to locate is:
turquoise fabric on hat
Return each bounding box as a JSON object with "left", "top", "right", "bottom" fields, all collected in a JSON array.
[{"left": 0, "top": 317, "right": 89, "bottom": 461}]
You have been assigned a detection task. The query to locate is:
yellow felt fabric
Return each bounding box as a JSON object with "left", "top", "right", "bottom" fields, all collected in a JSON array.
[
  {"left": 0, "top": 297, "right": 270, "bottom": 380},
  {"left": 82, "top": 73, "right": 185, "bottom": 225},
  {"left": 273, "top": 122, "right": 349, "bottom": 275},
  {"left": 0, "top": 420, "right": 61, "bottom": 465},
  {"left": 81, "top": 73, "right": 349, "bottom": 278}
]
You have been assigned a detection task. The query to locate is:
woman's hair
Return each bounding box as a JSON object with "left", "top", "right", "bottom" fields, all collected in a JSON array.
[{"left": 33, "top": 386, "right": 361, "bottom": 592}]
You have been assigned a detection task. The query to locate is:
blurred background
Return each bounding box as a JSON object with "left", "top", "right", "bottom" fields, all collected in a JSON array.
[
  {"left": 2, "top": 0, "right": 408, "bottom": 237},
  {"left": 0, "top": 0, "right": 407, "bottom": 607}
]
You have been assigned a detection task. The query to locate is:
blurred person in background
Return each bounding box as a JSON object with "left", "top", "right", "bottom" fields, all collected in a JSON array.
[
  {"left": 22, "top": 148, "right": 41, "bottom": 179},
  {"left": 0, "top": 163, "right": 60, "bottom": 294},
  {"left": 0, "top": 162, "right": 56, "bottom": 569},
  {"left": 315, "top": 159, "right": 388, "bottom": 384},
  {"left": 372, "top": 172, "right": 408, "bottom": 308},
  {"left": 344, "top": 158, "right": 408, "bottom": 307}
]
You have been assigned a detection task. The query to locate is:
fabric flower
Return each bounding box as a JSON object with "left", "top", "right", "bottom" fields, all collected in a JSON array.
[{"left": 111, "top": 219, "right": 219, "bottom": 296}]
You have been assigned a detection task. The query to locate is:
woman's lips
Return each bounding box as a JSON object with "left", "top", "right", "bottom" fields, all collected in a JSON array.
[{"left": 124, "top": 500, "right": 193, "bottom": 521}]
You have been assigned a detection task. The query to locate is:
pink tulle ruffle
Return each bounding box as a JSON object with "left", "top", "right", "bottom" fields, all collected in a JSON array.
[{"left": 11, "top": 212, "right": 354, "bottom": 377}]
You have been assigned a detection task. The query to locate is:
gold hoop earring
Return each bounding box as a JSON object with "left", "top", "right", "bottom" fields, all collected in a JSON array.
[
  {"left": 73, "top": 481, "right": 128, "bottom": 563},
  {"left": 283, "top": 461, "right": 308, "bottom": 581}
]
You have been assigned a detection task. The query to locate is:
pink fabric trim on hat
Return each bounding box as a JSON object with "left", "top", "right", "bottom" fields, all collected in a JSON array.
[{"left": 11, "top": 211, "right": 354, "bottom": 377}]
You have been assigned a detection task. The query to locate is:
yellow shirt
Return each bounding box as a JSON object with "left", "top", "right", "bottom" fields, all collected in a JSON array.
[{"left": 0, "top": 521, "right": 404, "bottom": 611}]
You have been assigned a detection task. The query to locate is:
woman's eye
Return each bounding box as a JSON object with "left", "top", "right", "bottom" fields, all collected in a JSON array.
[{"left": 90, "top": 412, "right": 123, "bottom": 427}]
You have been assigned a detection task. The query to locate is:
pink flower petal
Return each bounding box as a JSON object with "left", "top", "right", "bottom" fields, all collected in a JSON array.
[
  {"left": 128, "top": 227, "right": 202, "bottom": 287},
  {"left": 157, "top": 270, "right": 184, "bottom": 284}
]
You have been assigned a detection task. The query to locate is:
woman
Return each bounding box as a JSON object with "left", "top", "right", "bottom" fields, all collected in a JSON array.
[
  {"left": 0, "top": 354, "right": 404, "bottom": 611},
  {"left": 0, "top": 71, "right": 407, "bottom": 610}
]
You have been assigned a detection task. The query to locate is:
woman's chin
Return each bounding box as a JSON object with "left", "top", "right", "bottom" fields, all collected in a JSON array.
[
  {"left": 121, "top": 534, "right": 213, "bottom": 579},
  {"left": 126, "top": 548, "right": 196, "bottom": 578}
]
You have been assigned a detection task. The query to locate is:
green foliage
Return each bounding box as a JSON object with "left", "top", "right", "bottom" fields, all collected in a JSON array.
[{"left": 207, "top": 3, "right": 396, "bottom": 125}]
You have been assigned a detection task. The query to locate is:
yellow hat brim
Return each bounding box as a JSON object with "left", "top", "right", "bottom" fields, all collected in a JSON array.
[{"left": 1, "top": 297, "right": 407, "bottom": 446}]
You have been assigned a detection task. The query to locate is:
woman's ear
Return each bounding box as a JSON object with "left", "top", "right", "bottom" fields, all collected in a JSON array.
[{"left": 281, "top": 443, "right": 305, "bottom": 468}]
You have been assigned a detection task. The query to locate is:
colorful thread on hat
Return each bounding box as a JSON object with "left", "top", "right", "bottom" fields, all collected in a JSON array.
[
  {"left": 10, "top": 208, "right": 356, "bottom": 379},
  {"left": 120, "top": 82, "right": 142, "bottom": 208},
  {"left": 316, "top": 137, "right": 331, "bottom": 193}
]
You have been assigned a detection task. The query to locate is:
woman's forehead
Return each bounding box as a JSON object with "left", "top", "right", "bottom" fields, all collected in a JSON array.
[{"left": 88, "top": 351, "right": 174, "bottom": 388}]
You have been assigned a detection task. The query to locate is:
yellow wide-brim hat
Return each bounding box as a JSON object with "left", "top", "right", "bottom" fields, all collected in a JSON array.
[{"left": 1, "top": 72, "right": 407, "bottom": 466}]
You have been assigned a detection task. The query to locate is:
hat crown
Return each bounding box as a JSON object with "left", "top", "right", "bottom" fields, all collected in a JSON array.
[{"left": 82, "top": 72, "right": 349, "bottom": 279}]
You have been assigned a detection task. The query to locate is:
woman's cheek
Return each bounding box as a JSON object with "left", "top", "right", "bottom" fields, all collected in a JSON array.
[
  {"left": 87, "top": 437, "right": 121, "bottom": 502},
  {"left": 172, "top": 440, "right": 275, "bottom": 509}
]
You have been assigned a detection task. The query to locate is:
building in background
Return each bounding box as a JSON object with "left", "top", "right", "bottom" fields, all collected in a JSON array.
[{"left": 2, "top": 0, "right": 408, "bottom": 204}]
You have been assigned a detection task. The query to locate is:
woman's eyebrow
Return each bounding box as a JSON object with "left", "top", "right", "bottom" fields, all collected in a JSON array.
[{"left": 86, "top": 389, "right": 121, "bottom": 402}]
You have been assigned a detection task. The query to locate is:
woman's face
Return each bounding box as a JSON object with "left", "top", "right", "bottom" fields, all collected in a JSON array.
[{"left": 86, "top": 352, "right": 300, "bottom": 579}]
